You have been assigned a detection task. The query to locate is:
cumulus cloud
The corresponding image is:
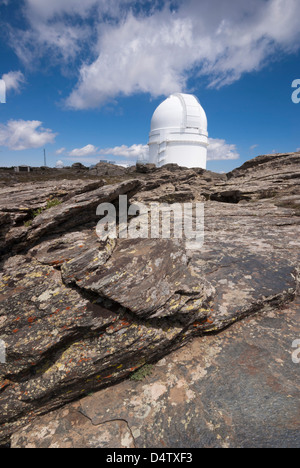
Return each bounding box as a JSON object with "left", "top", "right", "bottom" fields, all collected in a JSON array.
[
  {"left": 66, "top": 12, "right": 191, "bottom": 109},
  {"left": 10, "top": 22, "right": 89, "bottom": 67},
  {"left": 65, "top": 140, "right": 238, "bottom": 164},
  {"left": 99, "top": 144, "right": 149, "bottom": 159},
  {"left": 65, "top": 143, "right": 148, "bottom": 164},
  {"left": 55, "top": 147, "right": 66, "bottom": 155},
  {"left": 207, "top": 138, "right": 240, "bottom": 161},
  {"left": 8, "top": 0, "right": 128, "bottom": 66},
  {"left": 0, "top": 120, "right": 57, "bottom": 150},
  {"left": 6, "top": 0, "right": 300, "bottom": 108},
  {"left": 68, "top": 144, "right": 99, "bottom": 157},
  {"left": 100, "top": 140, "right": 239, "bottom": 162},
  {"left": 1, "top": 71, "right": 25, "bottom": 93},
  {"left": 24, "top": 0, "right": 122, "bottom": 19},
  {"left": 66, "top": 0, "right": 300, "bottom": 108}
]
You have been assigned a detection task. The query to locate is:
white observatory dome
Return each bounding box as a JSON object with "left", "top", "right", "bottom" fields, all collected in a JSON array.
[
  {"left": 55, "top": 160, "right": 64, "bottom": 169},
  {"left": 148, "top": 93, "right": 208, "bottom": 169}
]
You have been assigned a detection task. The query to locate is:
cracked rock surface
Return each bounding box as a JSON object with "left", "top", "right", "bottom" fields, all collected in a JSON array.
[
  {"left": 11, "top": 299, "right": 300, "bottom": 448},
  {"left": 1, "top": 152, "right": 300, "bottom": 446}
]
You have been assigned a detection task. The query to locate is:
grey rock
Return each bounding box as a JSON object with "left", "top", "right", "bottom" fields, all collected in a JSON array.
[
  {"left": 71, "top": 163, "right": 87, "bottom": 170},
  {"left": 11, "top": 405, "right": 135, "bottom": 448},
  {"left": 89, "top": 162, "right": 128, "bottom": 177},
  {"left": 0, "top": 179, "right": 140, "bottom": 256},
  {"left": 0, "top": 152, "right": 299, "bottom": 446},
  {"left": 11, "top": 299, "right": 300, "bottom": 448},
  {"left": 135, "top": 163, "right": 157, "bottom": 173}
]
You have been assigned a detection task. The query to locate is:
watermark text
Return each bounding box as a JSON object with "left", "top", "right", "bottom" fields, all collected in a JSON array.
[
  {"left": 292, "top": 339, "right": 300, "bottom": 364},
  {"left": 292, "top": 79, "right": 300, "bottom": 104},
  {"left": 0, "top": 79, "right": 6, "bottom": 104},
  {"left": 0, "top": 339, "right": 6, "bottom": 364},
  {"left": 96, "top": 196, "right": 204, "bottom": 250}
]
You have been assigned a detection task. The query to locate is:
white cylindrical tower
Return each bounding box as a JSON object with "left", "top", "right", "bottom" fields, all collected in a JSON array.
[{"left": 148, "top": 93, "right": 208, "bottom": 169}]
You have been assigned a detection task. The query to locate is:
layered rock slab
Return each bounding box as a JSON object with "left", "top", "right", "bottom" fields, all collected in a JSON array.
[
  {"left": 0, "top": 179, "right": 141, "bottom": 256},
  {"left": 0, "top": 238, "right": 214, "bottom": 442},
  {"left": 11, "top": 298, "right": 300, "bottom": 448},
  {"left": 0, "top": 152, "right": 300, "bottom": 445}
]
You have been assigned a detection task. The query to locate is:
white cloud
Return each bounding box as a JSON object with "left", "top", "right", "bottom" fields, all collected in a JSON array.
[
  {"left": 10, "top": 22, "right": 89, "bottom": 67},
  {"left": 99, "top": 144, "right": 149, "bottom": 159},
  {"left": 1, "top": 71, "right": 25, "bottom": 93},
  {"left": 55, "top": 147, "right": 66, "bottom": 155},
  {"left": 68, "top": 144, "right": 98, "bottom": 157},
  {"left": 8, "top": 0, "right": 128, "bottom": 66},
  {"left": 66, "top": 0, "right": 300, "bottom": 108},
  {"left": 66, "top": 12, "right": 191, "bottom": 108},
  {"left": 25, "top": 0, "right": 120, "bottom": 19},
  {"left": 65, "top": 143, "right": 147, "bottom": 164},
  {"left": 99, "top": 140, "right": 239, "bottom": 163},
  {"left": 0, "top": 120, "right": 57, "bottom": 151},
  {"left": 6, "top": 1, "right": 300, "bottom": 108},
  {"left": 66, "top": 139, "right": 239, "bottom": 164},
  {"left": 207, "top": 138, "right": 240, "bottom": 161}
]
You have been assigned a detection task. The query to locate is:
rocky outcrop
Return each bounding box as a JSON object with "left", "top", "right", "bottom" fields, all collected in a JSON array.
[
  {"left": 11, "top": 298, "right": 300, "bottom": 448},
  {"left": 135, "top": 163, "right": 157, "bottom": 173},
  {"left": 89, "top": 163, "right": 128, "bottom": 177},
  {"left": 0, "top": 179, "right": 140, "bottom": 255},
  {"left": 0, "top": 152, "right": 299, "bottom": 446}
]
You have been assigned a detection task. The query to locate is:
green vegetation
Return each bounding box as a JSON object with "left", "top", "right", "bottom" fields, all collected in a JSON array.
[
  {"left": 24, "top": 220, "right": 33, "bottom": 228},
  {"left": 45, "top": 198, "right": 62, "bottom": 209},
  {"left": 24, "top": 198, "right": 62, "bottom": 227},
  {"left": 32, "top": 207, "right": 44, "bottom": 218},
  {"left": 130, "top": 364, "right": 154, "bottom": 381}
]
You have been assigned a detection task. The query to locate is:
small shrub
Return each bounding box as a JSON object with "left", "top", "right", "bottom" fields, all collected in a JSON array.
[
  {"left": 24, "top": 220, "right": 33, "bottom": 228},
  {"left": 130, "top": 364, "right": 154, "bottom": 381},
  {"left": 27, "top": 198, "right": 62, "bottom": 223},
  {"left": 46, "top": 198, "right": 62, "bottom": 209},
  {"left": 32, "top": 207, "right": 43, "bottom": 218}
]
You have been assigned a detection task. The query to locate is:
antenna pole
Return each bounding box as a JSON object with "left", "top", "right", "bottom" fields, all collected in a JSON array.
[{"left": 44, "top": 149, "right": 47, "bottom": 167}]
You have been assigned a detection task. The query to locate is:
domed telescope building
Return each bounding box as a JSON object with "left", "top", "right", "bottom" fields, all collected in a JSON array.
[{"left": 148, "top": 93, "right": 208, "bottom": 169}]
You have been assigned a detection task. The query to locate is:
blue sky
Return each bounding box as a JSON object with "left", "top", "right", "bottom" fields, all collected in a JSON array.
[{"left": 0, "top": 0, "right": 299, "bottom": 172}]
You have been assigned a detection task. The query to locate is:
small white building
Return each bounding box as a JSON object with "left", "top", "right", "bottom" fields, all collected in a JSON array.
[
  {"left": 55, "top": 160, "right": 64, "bottom": 169},
  {"left": 14, "top": 165, "right": 32, "bottom": 173},
  {"left": 148, "top": 93, "right": 208, "bottom": 169}
]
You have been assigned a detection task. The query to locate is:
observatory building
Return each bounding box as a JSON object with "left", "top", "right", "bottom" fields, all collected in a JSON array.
[
  {"left": 55, "top": 160, "right": 64, "bottom": 169},
  {"left": 148, "top": 93, "right": 208, "bottom": 169}
]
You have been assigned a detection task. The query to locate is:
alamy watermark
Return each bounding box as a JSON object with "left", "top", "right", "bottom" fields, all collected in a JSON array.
[
  {"left": 96, "top": 196, "right": 204, "bottom": 249},
  {"left": 291, "top": 79, "right": 300, "bottom": 104},
  {"left": 292, "top": 339, "right": 300, "bottom": 364},
  {"left": 0, "top": 79, "right": 6, "bottom": 104},
  {"left": 0, "top": 339, "right": 6, "bottom": 364}
]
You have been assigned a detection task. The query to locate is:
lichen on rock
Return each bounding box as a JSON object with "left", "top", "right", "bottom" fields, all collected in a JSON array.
[{"left": 0, "top": 153, "right": 299, "bottom": 446}]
